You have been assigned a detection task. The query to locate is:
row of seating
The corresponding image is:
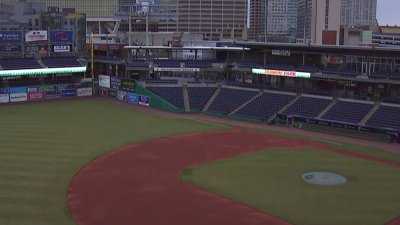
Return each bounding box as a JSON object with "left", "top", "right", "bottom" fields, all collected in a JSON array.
[
  {"left": 0, "top": 57, "right": 82, "bottom": 70},
  {"left": 145, "top": 85, "right": 400, "bottom": 131}
]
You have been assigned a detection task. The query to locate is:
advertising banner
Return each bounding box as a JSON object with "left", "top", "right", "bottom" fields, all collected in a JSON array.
[
  {"left": 28, "top": 92, "right": 45, "bottom": 101},
  {"left": 139, "top": 95, "right": 150, "bottom": 106},
  {"left": 77, "top": 88, "right": 92, "bottom": 97},
  {"left": 154, "top": 67, "right": 200, "bottom": 72},
  {"left": 50, "top": 31, "right": 73, "bottom": 43},
  {"left": 117, "top": 91, "right": 127, "bottom": 101},
  {"left": 45, "top": 91, "right": 62, "bottom": 100},
  {"left": 10, "top": 93, "right": 28, "bottom": 102},
  {"left": 0, "top": 31, "right": 22, "bottom": 43},
  {"left": 25, "top": 44, "right": 48, "bottom": 53},
  {"left": 111, "top": 77, "right": 121, "bottom": 90},
  {"left": 62, "top": 89, "right": 77, "bottom": 97},
  {"left": 0, "top": 87, "right": 27, "bottom": 94},
  {"left": 3, "top": 44, "right": 22, "bottom": 52},
  {"left": 108, "top": 90, "right": 117, "bottom": 98},
  {"left": 25, "top": 30, "right": 48, "bottom": 43},
  {"left": 127, "top": 93, "right": 139, "bottom": 104},
  {"left": 99, "top": 75, "right": 111, "bottom": 88},
  {"left": 0, "top": 94, "right": 9, "bottom": 103},
  {"left": 52, "top": 45, "right": 72, "bottom": 53},
  {"left": 252, "top": 68, "right": 311, "bottom": 78},
  {"left": 121, "top": 79, "right": 135, "bottom": 92},
  {"left": 28, "top": 87, "right": 40, "bottom": 92},
  {"left": 39, "top": 85, "right": 57, "bottom": 92}
]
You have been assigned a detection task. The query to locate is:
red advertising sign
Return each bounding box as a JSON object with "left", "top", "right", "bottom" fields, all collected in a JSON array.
[{"left": 28, "top": 92, "right": 45, "bottom": 101}]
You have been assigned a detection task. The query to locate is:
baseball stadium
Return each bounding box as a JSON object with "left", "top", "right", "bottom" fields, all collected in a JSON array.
[{"left": 0, "top": 31, "right": 400, "bottom": 225}]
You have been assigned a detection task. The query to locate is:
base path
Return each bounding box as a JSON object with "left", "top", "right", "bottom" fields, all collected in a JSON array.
[{"left": 67, "top": 128, "right": 399, "bottom": 225}]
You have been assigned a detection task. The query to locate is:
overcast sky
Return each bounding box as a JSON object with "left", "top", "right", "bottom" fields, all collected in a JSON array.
[{"left": 377, "top": 0, "right": 400, "bottom": 26}]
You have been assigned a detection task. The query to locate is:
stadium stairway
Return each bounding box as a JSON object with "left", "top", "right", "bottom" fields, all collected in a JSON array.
[
  {"left": 317, "top": 97, "right": 338, "bottom": 119},
  {"left": 360, "top": 101, "right": 381, "bottom": 126},
  {"left": 202, "top": 85, "right": 222, "bottom": 112},
  {"left": 37, "top": 59, "right": 46, "bottom": 68},
  {"left": 277, "top": 93, "right": 302, "bottom": 115},
  {"left": 228, "top": 90, "right": 264, "bottom": 115},
  {"left": 182, "top": 84, "right": 190, "bottom": 112}
]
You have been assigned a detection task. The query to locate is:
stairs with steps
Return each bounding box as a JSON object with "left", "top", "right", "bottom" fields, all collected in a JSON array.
[
  {"left": 277, "top": 93, "right": 301, "bottom": 114},
  {"left": 360, "top": 101, "right": 381, "bottom": 126},
  {"left": 37, "top": 59, "right": 47, "bottom": 68},
  {"left": 228, "top": 90, "right": 264, "bottom": 115},
  {"left": 317, "top": 97, "right": 338, "bottom": 119},
  {"left": 202, "top": 85, "right": 222, "bottom": 112},
  {"left": 182, "top": 84, "right": 190, "bottom": 112}
]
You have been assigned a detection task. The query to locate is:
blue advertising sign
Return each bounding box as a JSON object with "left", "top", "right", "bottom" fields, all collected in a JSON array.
[
  {"left": 0, "top": 87, "right": 27, "bottom": 94},
  {"left": 0, "top": 31, "right": 22, "bottom": 43},
  {"left": 50, "top": 31, "right": 73, "bottom": 43},
  {"left": 111, "top": 77, "right": 121, "bottom": 90},
  {"left": 4, "top": 44, "right": 22, "bottom": 52},
  {"left": 139, "top": 95, "right": 150, "bottom": 106},
  {"left": 45, "top": 91, "right": 62, "bottom": 100},
  {"left": 62, "top": 89, "right": 77, "bottom": 97},
  {"left": 127, "top": 93, "right": 139, "bottom": 104}
]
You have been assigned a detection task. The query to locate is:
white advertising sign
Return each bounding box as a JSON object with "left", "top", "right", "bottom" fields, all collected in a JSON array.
[
  {"left": 53, "top": 45, "right": 71, "bottom": 52},
  {"left": 25, "top": 30, "right": 48, "bottom": 42},
  {"left": 153, "top": 67, "right": 200, "bottom": 72},
  {"left": 77, "top": 88, "right": 93, "bottom": 97},
  {"left": 0, "top": 94, "right": 9, "bottom": 103},
  {"left": 99, "top": 75, "right": 111, "bottom": 88},
  {"left": 10, "top": 93, "right": 28, "bottom": 102}
]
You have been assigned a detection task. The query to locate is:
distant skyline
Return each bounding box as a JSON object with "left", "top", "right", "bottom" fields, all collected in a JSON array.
[{"left": 377, "top": 0, "right": 400, "bottom": 26}]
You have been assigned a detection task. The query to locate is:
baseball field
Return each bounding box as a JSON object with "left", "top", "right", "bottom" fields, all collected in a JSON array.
[{"left": 0, "top": 98, "right": 399, "bottom": 225}]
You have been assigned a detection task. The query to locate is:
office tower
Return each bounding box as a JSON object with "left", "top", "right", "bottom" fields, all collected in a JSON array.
[
  {"left": 25, "top": 0, "right": 118, "bottom": 17},
  {"left": 249, "top": 0, "right": 266, "bottom": 41},
  {"left": 160, "top": 0, "right": 248, "bottom": 41},
  {"left": 341, "top": 0, "right": 377, "bottom": 27},
  {"left": 296, "top": 0, "right": 341, "bottom": 45}
]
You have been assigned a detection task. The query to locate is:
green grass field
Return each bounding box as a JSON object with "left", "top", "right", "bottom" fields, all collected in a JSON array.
[
  {"left": 182, "top": 148, "right": 400, "bottom": 225},
  {"left": 0, "top": 100, "right": 224, "bottom": 225},
  {"left": 1, "top": 99, "right": 399, "bottom": 225}
]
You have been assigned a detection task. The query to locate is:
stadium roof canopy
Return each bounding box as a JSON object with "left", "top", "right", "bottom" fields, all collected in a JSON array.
[
  {"left": 235, "top": 41, "right": 400, "bottom": 57},
  {"left": 124, "top": 46, "right": 250, "bottom": 51}
]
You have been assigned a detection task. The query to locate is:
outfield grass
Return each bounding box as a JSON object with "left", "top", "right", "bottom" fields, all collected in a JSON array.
[
  {"left": 182, "top": 148, "right": 400, "bottom": 225},
  {"left": 0, "top": 100, "right": 225, "bottom": 225}
]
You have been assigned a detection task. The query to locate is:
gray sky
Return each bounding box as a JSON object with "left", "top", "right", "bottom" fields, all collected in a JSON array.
[{"left": 377, "top": 0, "right": 400, "bottom": 26}]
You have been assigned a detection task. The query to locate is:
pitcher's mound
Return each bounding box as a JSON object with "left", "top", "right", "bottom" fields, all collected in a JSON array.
[{"left": 302, "top": 172, "right": 347, "bottom": 186}]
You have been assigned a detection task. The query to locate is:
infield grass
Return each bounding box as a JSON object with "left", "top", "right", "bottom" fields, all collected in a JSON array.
[
  {"left": 0, "top": 99, "right": 225, "bottom": 225},
  {"left": 182, "top": 148, "right": 400, "bottom": 225}
]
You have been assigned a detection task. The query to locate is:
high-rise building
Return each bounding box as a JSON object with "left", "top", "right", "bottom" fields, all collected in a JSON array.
[
  {"left": 266, "top": 0, "right": 288, "bottom": 36},
  {"left": 296, "top": 0, "right": 341, "bottom": 45},
  {"left": 158, "top": 0, "right": 248, "bottom": 41},
  {"left": 24, "top": 0, "right": 118, "bottom": 17},
  {"left": 341, "top": 0, "right": 377, "bottom": 27},
  {"left": 248, "top": 0, "right": 266, "bottom": 41}
]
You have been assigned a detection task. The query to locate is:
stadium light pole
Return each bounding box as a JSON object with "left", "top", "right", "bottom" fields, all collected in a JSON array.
[{"left": 91, "top": 32, "right": 94, "bottom": 95}]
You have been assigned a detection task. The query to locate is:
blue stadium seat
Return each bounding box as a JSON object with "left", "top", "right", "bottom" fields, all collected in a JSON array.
[
  {"left": 188, "top": 87, "right": 216, "bottom": 111},
  {"left": 282, "top": 96, "right": 332, "bottom": 118},
  {"left": 42, "top": 57, "right": 81, "bottom": 68},
  {"left": 207, "top": 88, "right": 258, "bottom": 114},
  {"left": 366, "top": 105, "right": 400, "bottom": 130},
  {"left": 235, "top": 92, "right": 295, "bottom": 120},
  {"left": 322, "top": 100, "right": 373, "bottom": 124},
  {"left": 0, "top": 58, "right": 41, "bottom": 70},
  {"left": 147, "top": 86, "right": 184, "bottom": 110}
]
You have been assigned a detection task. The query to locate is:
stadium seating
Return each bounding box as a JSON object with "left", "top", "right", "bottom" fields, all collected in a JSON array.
[
  {"left": 321, "top": 100, "right": 373, "bottom": 124},
  {"left": 207, "top": 88, "right": 258, "bottom": 114},
  {"left": 187, "top": 87, "right": 216, "bottom": 111},
  {"left": 366, "top": 105, "right": 400, "bottom": 130},
  {"left": 147, "top": 86, "right": 184, "bottom": 110},
  {"left": 154, "top": 59, "right": 213, "bottom": 68},
  {"left": 282, "top": 96, "right": 332, "bottom": 118},
  {"left": 145, "top": 79, "right": 178, "bottom": 84},
  {"left": 0, "top": 58, "right": 42, "bottom": 70},
  {"left": 42, "top": 57, "right": 81, "bottom": 68},
  {"left": 234, "top": 92, "right": 295, "bottom": 120}
]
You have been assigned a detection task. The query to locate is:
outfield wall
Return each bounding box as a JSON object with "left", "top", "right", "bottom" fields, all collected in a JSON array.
[{"left": 0, "top": 84, "right": 92, "bottom": 104}]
